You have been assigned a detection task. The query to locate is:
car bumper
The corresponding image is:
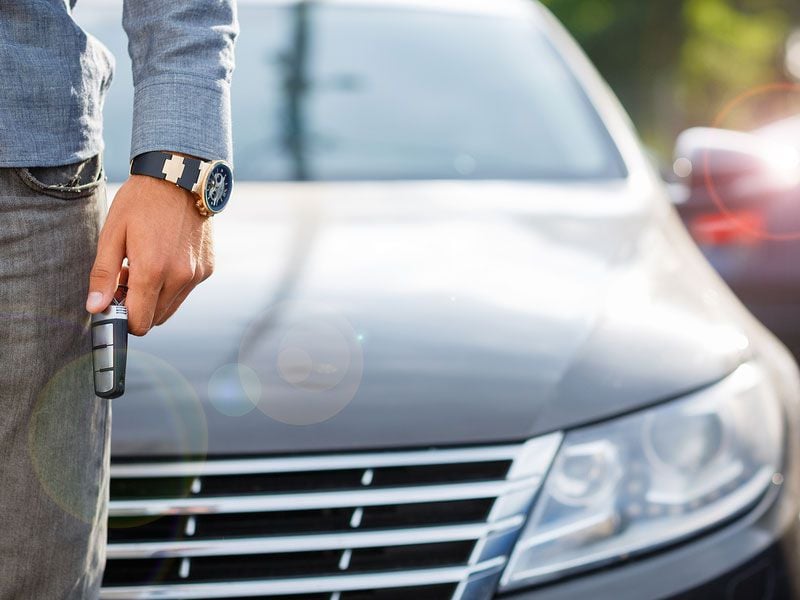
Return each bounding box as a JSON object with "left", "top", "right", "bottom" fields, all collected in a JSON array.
[{"left": 499, "top": 454, "right": 800, "bottom": 599}]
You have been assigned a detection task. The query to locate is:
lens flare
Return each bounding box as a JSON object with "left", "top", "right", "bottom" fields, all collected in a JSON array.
[
  {"left": 116, "top": 348, "right": 209, "bottom": 461},
  {"left": 108, "top": 345, "right": 209, "bottom": 530},
  {"left": 207, "top": 363, "right": 261, "bottom": 417},
  {"left": 238, "top": 301, "right": 364, "bottom": 425},
  {"left": 28, "top": 346, "right": 208, "bottom": 528},
  {"left": 27, "top": 351, "right": 108, "bottom": 525},
  {"left": 0, "top": 304, "right": 101, "bottom": 526},
  {"left": 703, "top": 82, "right": 800, "bottom": 241}
]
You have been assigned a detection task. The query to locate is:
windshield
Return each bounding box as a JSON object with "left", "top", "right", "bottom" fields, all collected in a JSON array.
[{"left": 79, "top": 3, "right": 627, "bottom": 182}]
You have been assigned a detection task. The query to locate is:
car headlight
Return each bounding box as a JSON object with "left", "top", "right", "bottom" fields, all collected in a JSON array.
[{"left": 500, "top": 362, "right": 784, "bottom": 591}]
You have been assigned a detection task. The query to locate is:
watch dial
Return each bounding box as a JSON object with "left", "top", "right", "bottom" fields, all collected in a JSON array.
[{"left": 204, "top": 162, "right": 233, "bottom": 212}]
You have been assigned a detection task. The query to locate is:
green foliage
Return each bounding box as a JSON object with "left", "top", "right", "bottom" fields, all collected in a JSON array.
[
  {"left": 541, "top": 0, "right": 795, "bottom": 158},
  {"left": 680, "top": 0, "right": 788, "bottom": 128}
]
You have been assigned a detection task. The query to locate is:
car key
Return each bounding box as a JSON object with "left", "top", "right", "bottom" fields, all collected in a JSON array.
[{"left": 91, "top": 286, "right": 128, "bottom": 399}]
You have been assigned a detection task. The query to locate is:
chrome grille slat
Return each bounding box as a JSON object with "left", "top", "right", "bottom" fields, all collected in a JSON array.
[
  {"left": 100, "top": 557, "right": 506, "bottom": 600},
  {"left": 103, "top": 434, "right": 563, "bottom": 600},
  {"left": 107, "top": 515, "right": 525, "bottom": 559},
  {"left": 110, "top": 445, "right": 524, "bottom": 478},
  {"left": 108, "top": 475, "right": 541, "bottom": 517}
]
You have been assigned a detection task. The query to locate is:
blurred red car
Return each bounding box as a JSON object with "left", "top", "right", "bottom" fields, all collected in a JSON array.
[{"left": 674, "top": 116, "right": 800, "bottom": 354}]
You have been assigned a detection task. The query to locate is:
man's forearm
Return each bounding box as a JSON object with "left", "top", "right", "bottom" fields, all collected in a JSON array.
[
  {"left": 122, "top": 0, "right": 239, "bottom": 162},
  {"left": 86, "top": 1, "right": 238, "bottom": 335}
]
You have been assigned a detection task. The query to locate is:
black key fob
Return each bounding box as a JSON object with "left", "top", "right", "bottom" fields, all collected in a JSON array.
[{"left": 91, "top": 297, "right": 128, "bottom": 399}]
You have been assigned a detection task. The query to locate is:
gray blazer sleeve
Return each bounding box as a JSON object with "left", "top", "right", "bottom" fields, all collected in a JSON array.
[{"left": 122, "top": 0, "right": 239, "bottom": 163}]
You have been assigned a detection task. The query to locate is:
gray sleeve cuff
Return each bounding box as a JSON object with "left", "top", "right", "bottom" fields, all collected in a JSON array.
[{"left": 130, "top": 74, "right": 233, "bottom": 164}]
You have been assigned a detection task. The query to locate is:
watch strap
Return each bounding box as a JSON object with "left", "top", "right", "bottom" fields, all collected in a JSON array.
[{"left": 130, "top": 151, "right": 209, "bottom": 195}]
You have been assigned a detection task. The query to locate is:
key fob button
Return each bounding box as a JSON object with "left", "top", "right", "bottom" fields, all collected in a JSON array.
[
  {"left": 95, "top": 370, "right": 115, "bottom": 395},
  {"left": 92, "top": 323, "right": 114, "bottom": 347},
  {"left": 93, "top": 347, "right": 114, "bottom": 371}
]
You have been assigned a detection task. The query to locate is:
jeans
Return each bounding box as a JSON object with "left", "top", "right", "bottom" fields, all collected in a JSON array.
[{"left": 0, "top": 156, "right": 110, "bottom": 599}]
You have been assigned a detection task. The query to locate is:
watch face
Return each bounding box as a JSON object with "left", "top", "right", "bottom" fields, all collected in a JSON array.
[{"left": 203, "top": 162, "right": 233, "bottom": 213}]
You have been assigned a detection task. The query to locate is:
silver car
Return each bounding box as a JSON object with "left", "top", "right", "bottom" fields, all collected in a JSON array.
[{"left": 74, "top": 0, "right": 800, "bottom": 598}]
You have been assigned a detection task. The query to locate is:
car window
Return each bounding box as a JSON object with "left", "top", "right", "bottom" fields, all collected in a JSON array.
[{"left": 76, "top": 2, "right": 627, "bottom": 182}]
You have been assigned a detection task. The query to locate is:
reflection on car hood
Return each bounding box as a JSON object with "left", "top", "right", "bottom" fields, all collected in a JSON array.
[{"left": 111, "top": 181, "right": 750, "bottom": 458}]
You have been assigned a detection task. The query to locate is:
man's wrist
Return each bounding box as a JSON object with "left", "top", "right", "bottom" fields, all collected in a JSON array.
[{"left": 130, "top": 151, "right": 234, "bottom": 216}]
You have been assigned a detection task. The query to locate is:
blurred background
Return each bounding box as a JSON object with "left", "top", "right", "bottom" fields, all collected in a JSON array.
[{"left": 543, "top": 0, "right": 800, "bottom": 158}]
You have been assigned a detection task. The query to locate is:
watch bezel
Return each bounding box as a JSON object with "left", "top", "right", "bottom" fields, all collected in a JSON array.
[{"left": 198, "top": 160, "right": 234, "bottom": 214}]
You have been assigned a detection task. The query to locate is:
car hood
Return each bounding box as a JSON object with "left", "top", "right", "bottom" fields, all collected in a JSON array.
[{"left": 111, "top": 181, "right": 751, "bottom": 458}]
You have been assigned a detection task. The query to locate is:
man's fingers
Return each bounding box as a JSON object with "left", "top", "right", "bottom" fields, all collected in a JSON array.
[
  {"left": 92, "top": 176, "right": 217, "bottom": 334},
  {"left": 125, "top": 267, "right": 164, "bottom": 336},
  {"left": 87, "top": 225, "right": 125, "bottom": 313},
  {"left": 152, "top": 265, "right": 197, "bottom": 326},
  {"left": 153, "top": 267, "right": 212, "bottom": 325},
  {"left": 153, "top": 280, "right": 195, "bottom": 326}
]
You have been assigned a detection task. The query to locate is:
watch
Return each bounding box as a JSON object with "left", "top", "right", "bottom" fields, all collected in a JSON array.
[{"left": 130, "top": 151, "right": 233, "bottom": 216}]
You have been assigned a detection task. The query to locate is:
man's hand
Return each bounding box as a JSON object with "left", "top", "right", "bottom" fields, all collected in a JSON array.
[{"left": 85, "top": 175, "right": 214, "bottom": 335}]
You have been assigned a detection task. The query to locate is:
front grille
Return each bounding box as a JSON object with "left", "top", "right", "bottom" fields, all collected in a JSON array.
[{"left": 102, "top": 435, "right": 562, "bottom": 600}]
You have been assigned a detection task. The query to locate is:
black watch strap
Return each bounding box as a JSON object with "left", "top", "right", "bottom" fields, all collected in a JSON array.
[{"left": 130, "top": 151, "right": 208, "bottom": 195}]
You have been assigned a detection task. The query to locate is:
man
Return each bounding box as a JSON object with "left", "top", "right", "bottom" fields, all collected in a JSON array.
[{"left": 0, "top": 1, "right": 237, "bottom": 597}]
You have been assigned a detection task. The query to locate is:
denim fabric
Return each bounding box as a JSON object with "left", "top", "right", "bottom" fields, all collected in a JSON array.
[
  {"left": 0, "top": 156, "right": 110, "bottom": 599},
  {"left": 0, "top": 1, "right": 238, "bottom": 167}
]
